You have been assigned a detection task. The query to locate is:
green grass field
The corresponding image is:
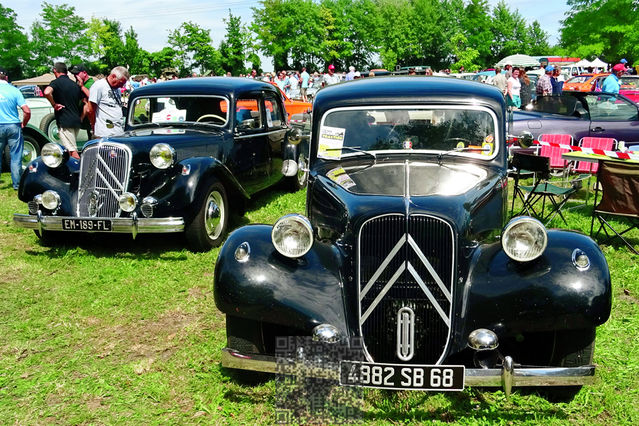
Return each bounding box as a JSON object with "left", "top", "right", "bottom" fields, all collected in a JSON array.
[{"left": 1, "top": 173, "right": 638, "bottom": 424}]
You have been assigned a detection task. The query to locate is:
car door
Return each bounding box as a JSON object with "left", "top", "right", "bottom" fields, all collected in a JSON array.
[
  {"left": 586, "top": 93, "right": 639, "bottom": 144},
  {"left": 230, "top": 94, "right": 271, "bottom": 194},
  {"left": 262, "top": 92, "right": 287, "bottom": 189}
]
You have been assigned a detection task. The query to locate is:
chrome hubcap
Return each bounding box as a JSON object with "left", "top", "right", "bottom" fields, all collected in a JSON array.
[
  {"left": 297, "top": 154, "right": 308, "bottom": 187},
  {"left": 204, "top": 190, "right": 224, "bottom": 239},
  {"left": 48, "top": 122, "right": 60, "bottom": 141},
  {"left": 22, "top": 140, "right": 38, "bottom": 168}
]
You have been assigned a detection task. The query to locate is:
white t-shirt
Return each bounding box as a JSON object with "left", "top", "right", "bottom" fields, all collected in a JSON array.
[
  {"left": 323, "top": 73, "right": 341, "bottom": 86},
  {"left": 89, "top": 78, "right": 125, "bottom": 137},
  {"left": 508, "top": 77, "right": 521, "bottom": 97}
]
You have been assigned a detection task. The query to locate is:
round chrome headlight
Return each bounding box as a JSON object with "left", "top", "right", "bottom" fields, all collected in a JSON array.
[
  {"left": 271, "top": 214, "right": 313, "bottom": 258},
  {"left": 118, "top": 192, "right": 138, "bottom": 212},
  {"left": 41, "top": 190, "right": 61, "bottom": 210},
  {"left": 149, "top": 143, "right": 175, "bottom": 169},
  {"left": 501, "top": 217, "right": 548, "bottom": 262},
  {"left": 41, "top": 143, "right": 65, "bottom": 168}
]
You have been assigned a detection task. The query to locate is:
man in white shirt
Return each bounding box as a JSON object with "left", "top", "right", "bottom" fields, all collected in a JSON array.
[
  {"left": 322, "top": 64, "right": 340, "bottom": 87},
  {"left": 88, "top": 66, "right": 130, "bottom": 138}
]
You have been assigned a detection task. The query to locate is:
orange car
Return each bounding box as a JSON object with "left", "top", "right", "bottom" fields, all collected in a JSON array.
[
  {"left": 270, "top": 83, "right": 312, "bottom": 121},
  {"left": 563, "top": 73, "right": 609, "bottom": 92}
]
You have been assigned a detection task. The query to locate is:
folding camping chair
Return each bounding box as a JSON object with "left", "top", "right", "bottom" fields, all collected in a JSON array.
[
  {"left": 538, "top": 134, "right": 573, "bottom": 176},
  {"left": 574, "top": 137, "right": 618, "bottom": 174},
  {"left": 511, "top": 152, "right": 580, "bottom": 225},
  {"left": 590, "top": 161, "right": 639, "bottom": 254}
]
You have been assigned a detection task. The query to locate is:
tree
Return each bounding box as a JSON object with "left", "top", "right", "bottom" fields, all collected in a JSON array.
[
  {"left": 149, "top": 47, "right": 177, "bottom": 78},
  {"left": 449, "top": 33, "right": 480, "bottom": 72},
  {"left": 0, "top": 4, "right": 31, "bottom": 79},
  {"left": 219, "top": 11, "right": 246, "bottom": 75},
  {"left": 168, "top": 21, "right": 221, "bottom": 76},
  {"left": 30, "top": 2, "right": 92, "bottom": 73}
]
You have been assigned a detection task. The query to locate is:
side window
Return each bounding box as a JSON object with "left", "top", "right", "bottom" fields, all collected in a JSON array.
[
  {"left": 235, "top": 98, "right": 262, "bottom": 131},
  {"left": 264, "top": 95, "right": 284, "bottom": 128},
  {"left": 131, "top": 98, "right": 151, "bottom": 124},
  {"left": 587, "top": 94, "right": 639, "bottom": 121}
]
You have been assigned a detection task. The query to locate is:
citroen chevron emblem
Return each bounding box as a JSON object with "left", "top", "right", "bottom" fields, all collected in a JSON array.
[
  {"left": 397, "top": 307, "right": 415, "bottom": 361},
  {"left": 360, "top": 233, "right": 452, "bottom": 327}
]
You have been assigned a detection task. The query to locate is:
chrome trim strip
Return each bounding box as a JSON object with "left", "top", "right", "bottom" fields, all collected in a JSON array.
[
  {"left": 221, "top": 348, "right": 597, "bottom": 387},
  {"left": 407, "top": 234, "right": 451, "bottom": 302},
  {"left": 407, "top": 262, "right": 450, "bottom": 327},
  {"left": 361, "top": 263, "right": 406, "bottom": 324},
  {"left": 13, "top": 214, "right": 184, "bottom": 234},
  {"left": 359, "top": 234, "right": 406, "bottom": 301},
  {"left": 236, "top": 129, "right": 286, "bottom": 139},
  {"left": 396, "top": 307, "right": 415, "bottom": 361}
]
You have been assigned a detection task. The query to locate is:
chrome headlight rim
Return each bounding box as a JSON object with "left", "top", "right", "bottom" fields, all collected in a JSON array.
[
  {"left": 41, "top": 190, "right": 61, "bottom": 210},
  {"left": 501, "top": 216, "right": 548, "bottom": 262},
  {"left": 271, "top": 214, "right": 313, "bottom": 258},
  {"left": 149, "top": 143, "right": 175, "bottom": 169},
  {"left": 118, "top": 192, "right": 138, "bottom": 213},
  {"left": 41, "top": 143, "right": 65, "bottom": 168}
]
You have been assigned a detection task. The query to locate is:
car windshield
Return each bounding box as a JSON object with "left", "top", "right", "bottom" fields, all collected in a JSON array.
[
  {"left": 129, "top": 95, "right": 229, "bottom": 127},
  {"left": 567, "top": 75, "right": 593, "bottom": 84},
  {"left": 620, "top": 76, "right": 639, "bottom": 89},
  {"left": 317, "top": 106, "right": 498, "bottom": 160}
]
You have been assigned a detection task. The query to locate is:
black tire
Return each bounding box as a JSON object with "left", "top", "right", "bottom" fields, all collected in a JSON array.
[
  {"left": 285, "top": 152, "right": 308, "bottom": 192},
  {"left": 543, "top": 327, "right": 596, "bottom": 401},
  {"left": 185, "top": 180, "right": 229, "bottom": 251},
  {"left": 39, "top": 113, "right": 60, "bottom": 142},
  {"left": 34, "top": 229, "right": 62, "bottom": 247}
]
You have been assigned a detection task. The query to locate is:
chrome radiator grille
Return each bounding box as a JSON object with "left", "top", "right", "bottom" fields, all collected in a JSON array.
[
  {"left": 358, "top": 214, "right": 455, "bottom": 364},
  {"left": 77, "top": 143, "right": 132, "bottom": 217}
]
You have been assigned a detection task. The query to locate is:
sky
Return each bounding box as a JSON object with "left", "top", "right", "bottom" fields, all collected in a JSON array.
[{"left": 7, "top": 0, "right": 571, "bottom": 71}]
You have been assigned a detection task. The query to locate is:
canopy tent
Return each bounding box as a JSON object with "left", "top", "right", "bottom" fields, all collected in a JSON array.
[
  {"left": 11, "top": 73, "right": 57, "bottom": 87},
  {"left": 574, "top": 59, "right": 592, "bottom": 67},
  {"left": 495, "top": 54, "right": 540, "bottom": 68},
  {"left": 590, "top": 58, "right": 608, "bottom": 69}
]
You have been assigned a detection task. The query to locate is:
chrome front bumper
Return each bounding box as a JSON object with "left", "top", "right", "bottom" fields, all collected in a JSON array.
[
  {"left": 14, "top": 212, "right": 184, "bottom": 238},
  {"left": 221, "top": 348, "right": 595, "bottom": 395}
]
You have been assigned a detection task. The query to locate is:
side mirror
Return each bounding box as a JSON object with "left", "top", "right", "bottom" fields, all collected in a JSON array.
[
  {"left": 288, "top": 127, "right": 302, "bottom": 145},
  {"left": 518, "top": 131, "right": 534, "bottom": 148}
]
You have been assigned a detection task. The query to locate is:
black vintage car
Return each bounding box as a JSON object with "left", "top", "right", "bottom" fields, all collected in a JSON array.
[
  {"left": 214, "top": 77, "right": 612, "bottom": 397},
  {"left": 13, "top": 78, "right": 305, "bottom": 251}
]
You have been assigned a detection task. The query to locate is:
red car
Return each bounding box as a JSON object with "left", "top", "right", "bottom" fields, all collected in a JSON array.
[{"left": 620, "top": 75, "right": 639, "bottom": 103}]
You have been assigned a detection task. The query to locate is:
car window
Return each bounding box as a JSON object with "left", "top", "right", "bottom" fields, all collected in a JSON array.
[
  {"left": 318, "top": 106, "right": 498, "bottom": 160},
  {"left": 235, "top": 98, "right": 263, "bottom": 131},
  {"left": 264, "top": 94, "right": 284, "bottom": 127},
  {"left": 567, "top": 75, "right": 592, "bottom": 84},
  {"left": 620, "top": 77, "right": 639, "bottom": 89},
  {"left": 585, "top": 94, "right": 639, "bottom": 121},
  {"left": 130, "top": 96, "right": 228, "bottom": 126}
]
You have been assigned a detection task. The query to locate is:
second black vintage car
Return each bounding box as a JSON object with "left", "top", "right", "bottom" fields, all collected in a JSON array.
[
  {"left": 13, "top": 78, "right": 305, "bottom": 251},
  {"left": 214, "top": 77, "right": 612, "bottom": 398}
]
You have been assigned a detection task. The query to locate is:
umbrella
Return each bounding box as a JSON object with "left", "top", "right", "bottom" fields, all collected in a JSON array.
[{"left": 495, "top": 54, "right": 540, "bottom": 68}]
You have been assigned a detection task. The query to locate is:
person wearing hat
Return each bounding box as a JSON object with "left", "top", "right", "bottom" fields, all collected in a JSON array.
[
  {"left": 322, "top": 64, "right": 340, "bottom": 87},
  {"left": 504, "top": 61, "right": 513, "bottom": 79},
  {"left": 44, "top": 62, "right": 85, "bottom": 159},
  {"left": 70, "top": 63, "right": 94, "bottom": 139},
  {"left": 536, "top": 65, "right": 554, "bottom": 97},
  {"left": 0, "top": 67, "right": 31, "bottom": 190},
  {"left": 601, "top": 63, "right": 626, "bottom": 94}
]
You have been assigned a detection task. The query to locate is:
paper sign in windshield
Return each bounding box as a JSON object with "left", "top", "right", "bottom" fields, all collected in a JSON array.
[
  {"left": 152, "top": 109, "right": 186, "bottom": 123},
  {"left": 326, "top": 167, "right": 356, "bottom": 189},
  {"left": 318, "top": 126, "right": 346, "bottom": 159}
]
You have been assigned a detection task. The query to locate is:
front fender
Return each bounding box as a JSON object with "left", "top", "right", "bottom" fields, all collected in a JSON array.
[
  {"left": 457, "top": 229, "right": 611, "bottom": 351},
  {"left": 214, "top": 224, "right": 349, "bottom": 336}
]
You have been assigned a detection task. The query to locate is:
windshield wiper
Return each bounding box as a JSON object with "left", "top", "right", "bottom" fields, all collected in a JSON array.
[
  {"left": 323, "top": 146, "right": 377, "bottom": 161},
  {"left": 437, "top": 146, "right": 491, "bottom": 165}
]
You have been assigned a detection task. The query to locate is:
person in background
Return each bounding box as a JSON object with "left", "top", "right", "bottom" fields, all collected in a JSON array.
[
  {"left": 536, "top": 65, "right": 553, "bottom": 97},
  {"left": 519, "top": 68, "right": 532, "bottom": 109},
  {"left": 506, "top": 68, "right": 522, "bottom": 109},
  {"left": 504, "top": 62, "right": 513, "bottom": 79},
  {"left": 88, "top": 66, "right": 130, "bottom": 139},
  {"left": 323, "top": 64, "right": 340, "bottom": 86},
  {"left": 601, "top": 63, "right": 626, "bottom": 94},
  {"left": 345, "top": 66, "right": 356, "bottom": 81},
  {"left": 491, "top": 66, "right": 507, "bottom": 95},
  {"left": 44, "top": 62, "right": 85, "bottom": 159},
  {"left": 70, "top": 63, "right": 94, "bottom": 140},
  {"left": 300, "top": 67, "right": 310, "bottom": 102},
  {"left": 551, "top": 68, "right": 563, "bottom": 95},
  {"left": 289, "top": 70, "right": 300, "bottom": 99},
  {"left": 0, "top": 66, "right": 31, "bottom": 190}
]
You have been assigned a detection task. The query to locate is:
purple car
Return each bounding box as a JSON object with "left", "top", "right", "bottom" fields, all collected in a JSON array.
[{"left": 510, "top": 91, "right": 639, "bottom": 151}]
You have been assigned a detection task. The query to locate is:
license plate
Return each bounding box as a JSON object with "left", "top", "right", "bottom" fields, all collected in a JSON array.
[
  {"left": 62, "top": 218, "right": 112, "bottom": 231},
  {"left": 339, "top": 361, "right": 464, "bottom": 391}
]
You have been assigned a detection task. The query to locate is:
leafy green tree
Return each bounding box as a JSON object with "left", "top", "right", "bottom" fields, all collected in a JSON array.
[
  {"left": 449, "top": 33, "right": 480, "bottom": 72},
  {"left": 0, "top": 4, "right": 31, "bottom": 79},
  {"left": 149, "top": 47, "right": 177, "bottom": 78},
  {"left": 30, "top": 2, "right": 92, "bottom": 73},
  {"left": 560, "top": 0, "right": 638, "bottom": 65},
  {"left": 459, "top": 0, "right": 493, "bottom": 67},
  {"left": 168, "top": 21, "right": 222, "bottom": 76},
  {"left": 219, "top": 11, "right": 246, "bottom": 75}
]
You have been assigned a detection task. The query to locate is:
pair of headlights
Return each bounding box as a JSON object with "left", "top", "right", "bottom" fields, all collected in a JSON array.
[
  {"left": 272, "top": 215, "right": 548, "bottom": 262},
  {"left": 41, "top": 143, "right": 175, "bottom": 170}
]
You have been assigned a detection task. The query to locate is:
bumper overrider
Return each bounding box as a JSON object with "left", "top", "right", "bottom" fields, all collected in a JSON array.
[
  {"left": 221, "top": 349, "right": 595, "bottom": 396},
  {"left": 13, "top": 211, "right": 184, "bottom": 238}
]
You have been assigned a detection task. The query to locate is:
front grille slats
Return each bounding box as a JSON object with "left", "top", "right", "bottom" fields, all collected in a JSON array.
[
  {"left": 358, "top": 214, "right": 455, "bottom": 364},
  {"left": 77, "top": 143, "right": 132, "bottom": 217}
]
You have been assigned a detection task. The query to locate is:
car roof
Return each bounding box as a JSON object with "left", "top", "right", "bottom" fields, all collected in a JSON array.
[
  {"left": 313, "top": 76, "right": 505, "bottom": 117},
  {"left": 129, "top": 77, "right": 278, "bottom": 99}
]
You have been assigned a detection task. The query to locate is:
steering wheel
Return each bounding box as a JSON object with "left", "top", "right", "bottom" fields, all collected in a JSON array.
[{"left": 196, "top": 114, "right": 225, "bottom": 123}]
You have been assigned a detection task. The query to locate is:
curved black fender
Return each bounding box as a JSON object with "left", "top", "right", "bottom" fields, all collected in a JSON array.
[
  {"left": 18, "top": 157, "right": 80, "bottom": 213},
  {"left": 214, "top": 224, "right": 349, "bottom": 336},
  {"left": 453, "top": 229, "right": 611, "bottom": 353}
]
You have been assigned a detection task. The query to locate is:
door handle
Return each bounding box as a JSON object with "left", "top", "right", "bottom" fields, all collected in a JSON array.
[{"left": 591, "top": 126, "right": 605, "bottom": 132}]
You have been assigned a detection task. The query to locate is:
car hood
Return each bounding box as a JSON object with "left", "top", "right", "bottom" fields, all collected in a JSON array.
[{"left": 309, "top": 159, "right": 506, "bottom": 244}]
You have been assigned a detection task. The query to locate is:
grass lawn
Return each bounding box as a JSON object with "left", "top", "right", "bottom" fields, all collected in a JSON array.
[{"left": 0, "top": 173, "right": 638, "bottom": 424}]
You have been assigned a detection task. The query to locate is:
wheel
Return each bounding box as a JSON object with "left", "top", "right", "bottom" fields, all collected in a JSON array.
[
  {"left": 185, "top": 180, "right": 229, "bottom": 251},
  {"left": 196, "top": 114, "right": 225, "bottom": 124},
  {"left": 543, "top": 327, "right": 596, "bottom": 401},
  {"left": 22, "top": 134, "right": 41, "bottom": 169},
  {"left": 34, "top": 229, "right": 62, "bottom": 247},
  {"left": 285, "top": 152, "right": 308, "bottom": 192},
  {"left": 39, "top": 113, "right": 60, "bottom": 142}
]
